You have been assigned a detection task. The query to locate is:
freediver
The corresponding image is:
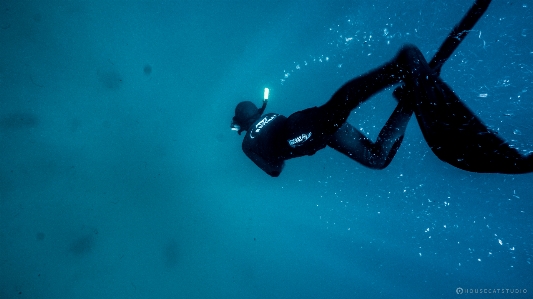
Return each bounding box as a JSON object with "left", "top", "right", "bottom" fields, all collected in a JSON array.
[{"left": 230, "top": 0, "right": 533, "bottom": 177}]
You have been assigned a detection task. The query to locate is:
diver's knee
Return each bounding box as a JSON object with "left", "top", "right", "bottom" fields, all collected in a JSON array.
[
  {"left": 400, "top": 44, "right": 418, "bottom": 52},
  {"left": 366, "top": 155, "right": 389, "bottom": 170},
  {"left": 397, "top": 44, "right": 424, "bottom": 63},
  {"left": 368, "top": 156, "right": 394, "bottom": 170},
  {"left": 372, "top": 162, "right": 388, "bottom": 170}
]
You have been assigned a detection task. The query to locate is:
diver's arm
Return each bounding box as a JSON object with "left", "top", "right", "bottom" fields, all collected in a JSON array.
[{"left": 245, "top": 149, "right": 284, "bottom": 177}]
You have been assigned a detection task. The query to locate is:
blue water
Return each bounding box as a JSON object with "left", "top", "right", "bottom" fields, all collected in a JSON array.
[{"left": 1, "top": 1, "right": 532, "bottom": 298}]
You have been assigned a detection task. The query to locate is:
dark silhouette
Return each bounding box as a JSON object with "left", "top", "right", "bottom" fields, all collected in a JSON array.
[{"left": 231, "top": 0, "right": 532, "bottom": 177}]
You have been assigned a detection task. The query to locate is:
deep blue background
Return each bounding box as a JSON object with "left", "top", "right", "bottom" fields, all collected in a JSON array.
[{"left": 1, "top": 1, "right": 532, "bottom": 298}]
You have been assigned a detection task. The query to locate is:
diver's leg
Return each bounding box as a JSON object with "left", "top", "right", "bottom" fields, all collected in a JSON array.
[
  {"left": 413, "top": 78, "right": 533, "bottom": 173},
  {"left": 430, "top": 0, "right": 492, "bottom": 75},
  {"left": 328, "top": 99, "right": 413, "bottom": 169},
  {"left": 317, "top": 45, "right": 428, "bottom": 136},
  {"left": 283, "top": 46, "right": 426, "bottom": 159}
]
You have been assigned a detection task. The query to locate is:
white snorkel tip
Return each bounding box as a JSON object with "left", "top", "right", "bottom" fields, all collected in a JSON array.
[{"left": 264, "top": 88, "right": 270, "bottom": 101}]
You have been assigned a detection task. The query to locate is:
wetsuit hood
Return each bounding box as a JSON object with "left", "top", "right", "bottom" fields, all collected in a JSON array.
[{"left": 231, "top": 101, "right": 262, "bottom": 135}]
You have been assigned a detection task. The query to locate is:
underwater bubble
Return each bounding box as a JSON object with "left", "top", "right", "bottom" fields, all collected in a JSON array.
[
  {"left": 144, "top": 64, "right": 152, "bottom": 75},
  {"left": 97, "top": 68, "right": 122, "bottom": 89},
  {"left": 0, "top": 112, "right": 39, "bottom": 129},
  {"left": 36, "top": 232, "right": 45, "bottom": 240}
]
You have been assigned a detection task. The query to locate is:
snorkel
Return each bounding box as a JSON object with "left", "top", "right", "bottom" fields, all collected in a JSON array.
[{"left": 264, "top": 87, "right": 269, "bottom": 101}]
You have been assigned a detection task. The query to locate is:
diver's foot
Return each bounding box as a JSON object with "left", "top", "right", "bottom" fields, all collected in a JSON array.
[
  {"left": 393, "top": 85, "right": 416, "bottom": 112},
  {"left": 393, "top": 85, "right": 408, "bottom": 101},
  {"left": 392, "top": 44, "right": 430, "bottom": 80}
]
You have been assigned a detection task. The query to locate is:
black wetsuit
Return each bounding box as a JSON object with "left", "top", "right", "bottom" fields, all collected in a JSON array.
[
  {"left": 242, "top": 108, "right": 334, "bottom": 176},
  {"left": 243, "top": 45, "right": 429, "bottom": 177},
  {"left": 243, "top": 44, "right": 533, "bottom": 177},
  {"left": 242, "top": 0, "right": 533, "bottom": 177},
  {"left": 242, "top": 113, "right": 287, "bottom": 177}
]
